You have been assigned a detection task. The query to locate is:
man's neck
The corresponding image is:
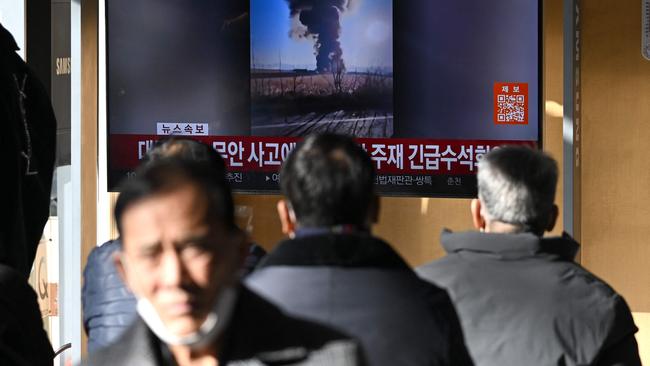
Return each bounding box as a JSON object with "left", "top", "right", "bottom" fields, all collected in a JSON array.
[
  {"left": 169, "top": 339, "right": 220, "bottom": 366},
  {"left": 484, "top": 221, "right": 545, "bottom": 237},
  {"left": 293, "top": 224, "right": 370, "bottom": 238},
  {"left": 485, "top": 221, "right": 527, "bottom": 235}
]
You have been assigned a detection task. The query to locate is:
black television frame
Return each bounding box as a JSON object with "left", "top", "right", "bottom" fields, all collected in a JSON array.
[{"left": 105, "top": 0, "right": 544, "bottom": 198}]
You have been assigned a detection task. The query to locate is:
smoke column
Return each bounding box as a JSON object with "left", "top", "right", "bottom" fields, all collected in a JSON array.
[{"left": 285, "top": 0, "right": 358, "bottom": 73}]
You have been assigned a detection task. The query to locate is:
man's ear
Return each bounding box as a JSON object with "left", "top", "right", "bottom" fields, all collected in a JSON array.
[
  {"left": 277, "top": 200, "right": 296, "bottom": 236},
  {"left": 546, "top": 204, "right": 559, "bottom": 232},
  {"left": 470, "top": 198, "right": 487, "bottom": 231}
]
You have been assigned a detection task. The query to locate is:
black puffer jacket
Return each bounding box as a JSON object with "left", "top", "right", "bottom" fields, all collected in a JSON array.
[
  {"left": 82, "top": 239, "right": 137, "bottom": 353},
  {"left": 246, "top": 232, "right": 473, "bottom": 366},
  {"left": 0, "top": 264, "right": 53, "bottom": 365}
]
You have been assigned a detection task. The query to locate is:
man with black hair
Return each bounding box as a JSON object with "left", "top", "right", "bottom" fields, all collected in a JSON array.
[
  {"left": 82, "top": 138, "right": 264, "bottom": 352},
  {"left": 83, "top": 156, "right": 363, "bottom": 365},
  {"left": 246, "top": 133, "right": 473, "bottom": 366}
]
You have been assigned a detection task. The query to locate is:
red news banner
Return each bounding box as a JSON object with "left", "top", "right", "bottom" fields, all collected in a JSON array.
[{"left": 109, "top": 135, "right": 536, "bottom": 176}]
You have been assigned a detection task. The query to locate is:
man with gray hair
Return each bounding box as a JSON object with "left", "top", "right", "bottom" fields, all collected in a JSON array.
[{"left": 417, "top": 145, "right": 641, "bottom": 366}]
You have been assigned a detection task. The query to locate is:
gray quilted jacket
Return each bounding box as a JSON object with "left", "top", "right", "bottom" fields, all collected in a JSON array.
[{"left": 416, "top": 230, "right": 641, "bottom": 366}]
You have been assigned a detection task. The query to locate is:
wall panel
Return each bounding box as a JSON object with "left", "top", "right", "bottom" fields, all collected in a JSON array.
[{"left": 580, "top": 0, "right": 650, "bottom": 312}]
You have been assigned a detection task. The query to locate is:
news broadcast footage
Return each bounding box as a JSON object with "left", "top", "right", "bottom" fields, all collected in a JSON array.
[{"left": 107, "top": 0, "right": 541, "bottom": 196}]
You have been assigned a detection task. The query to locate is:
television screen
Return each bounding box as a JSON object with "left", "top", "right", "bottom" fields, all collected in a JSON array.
[{"left": 107, "top": 0, "right": 541, "bottom": 196}]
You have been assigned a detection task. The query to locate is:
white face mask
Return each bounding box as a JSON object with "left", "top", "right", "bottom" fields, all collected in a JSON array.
[{"left": 136, "top": 287, "right": 238, "bottom": 349}]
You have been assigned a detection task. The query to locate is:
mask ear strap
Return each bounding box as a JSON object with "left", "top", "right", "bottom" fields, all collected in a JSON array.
[
  {"left": 115, "top": 253, "right": 133, "bottom": 286},
  {"left": 286, "top": 201, "right": 297, "bottom": 223},
  {"left": 118, "top": 255, "right": 129, "bottom": 271}
]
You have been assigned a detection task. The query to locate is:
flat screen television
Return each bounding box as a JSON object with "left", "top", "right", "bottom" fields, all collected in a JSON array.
[{"left": 106, "top": 0, "right": 542, "bottom": 196}]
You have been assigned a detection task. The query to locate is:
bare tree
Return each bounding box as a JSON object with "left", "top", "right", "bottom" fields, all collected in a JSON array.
[
  {"left": 330, "top": 58, "right": 345, "bottom": 94},
  {"left": 251, "top": 38, "right": 261, "bottom": 96}
]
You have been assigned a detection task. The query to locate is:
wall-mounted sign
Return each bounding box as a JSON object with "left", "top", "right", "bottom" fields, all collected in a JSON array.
[
  {"left": 55, "top": 57, "right": 71, "bottom": 76},
  {"left": 52, "top": 1, "right": 71, "bottom": 167},
  {"left": 28, "top": 240, "right": 58, "bottom": 317}
]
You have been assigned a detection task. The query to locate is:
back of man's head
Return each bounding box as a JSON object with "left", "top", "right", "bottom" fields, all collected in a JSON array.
[
  {"left": 477, "top": 146, "right": 558, "bottom": 235},
  {"left": 280, "top": 133, "right": 375, "bottom": 228}
]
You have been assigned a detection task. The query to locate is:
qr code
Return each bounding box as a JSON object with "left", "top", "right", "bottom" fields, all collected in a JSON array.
[{"left": 494, "top": 82, "right": 528, "bottom": 125}]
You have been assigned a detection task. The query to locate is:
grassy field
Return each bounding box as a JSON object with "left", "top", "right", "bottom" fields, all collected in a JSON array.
[
  {"left": 250, "top": 70, "right": 394, "bottom": 137},
  {"left": 251, "top": 71, "right": 393, "bottom": 115}
]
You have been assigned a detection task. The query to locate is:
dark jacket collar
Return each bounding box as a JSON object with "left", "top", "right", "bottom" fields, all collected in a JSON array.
[
  {"left": 217, "top": 285, "right": 356, "bottom": 364},
  {"left": 153, "top": 285, "right": 292, "bottom": 363},
  {"left": 441, "top": 229, "right": 580, "bottom": 261},
  {"left": 257, "top": 233, "right": 411, "bottom": 270},
  {"left": 88, "top": 284, "right": 358, "bottom": 365}
]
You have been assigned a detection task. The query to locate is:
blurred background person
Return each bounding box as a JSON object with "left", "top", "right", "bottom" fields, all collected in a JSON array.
[
  {"left": 0, "top": 22, "right": 56, "bottom": 366},
  {"left": 0, "top": 263, "right": 54, "bottom": 366},
  {"left": 82, "top": 237, "right": 136, "bottom": 353},
  {"left": 0, "top": 22, "right": 56, "bottom": 278}
]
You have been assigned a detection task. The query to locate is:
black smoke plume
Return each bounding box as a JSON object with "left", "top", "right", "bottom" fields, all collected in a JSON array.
[{"left": 286, "top": 0, "right": 358, "bottom": 73}]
